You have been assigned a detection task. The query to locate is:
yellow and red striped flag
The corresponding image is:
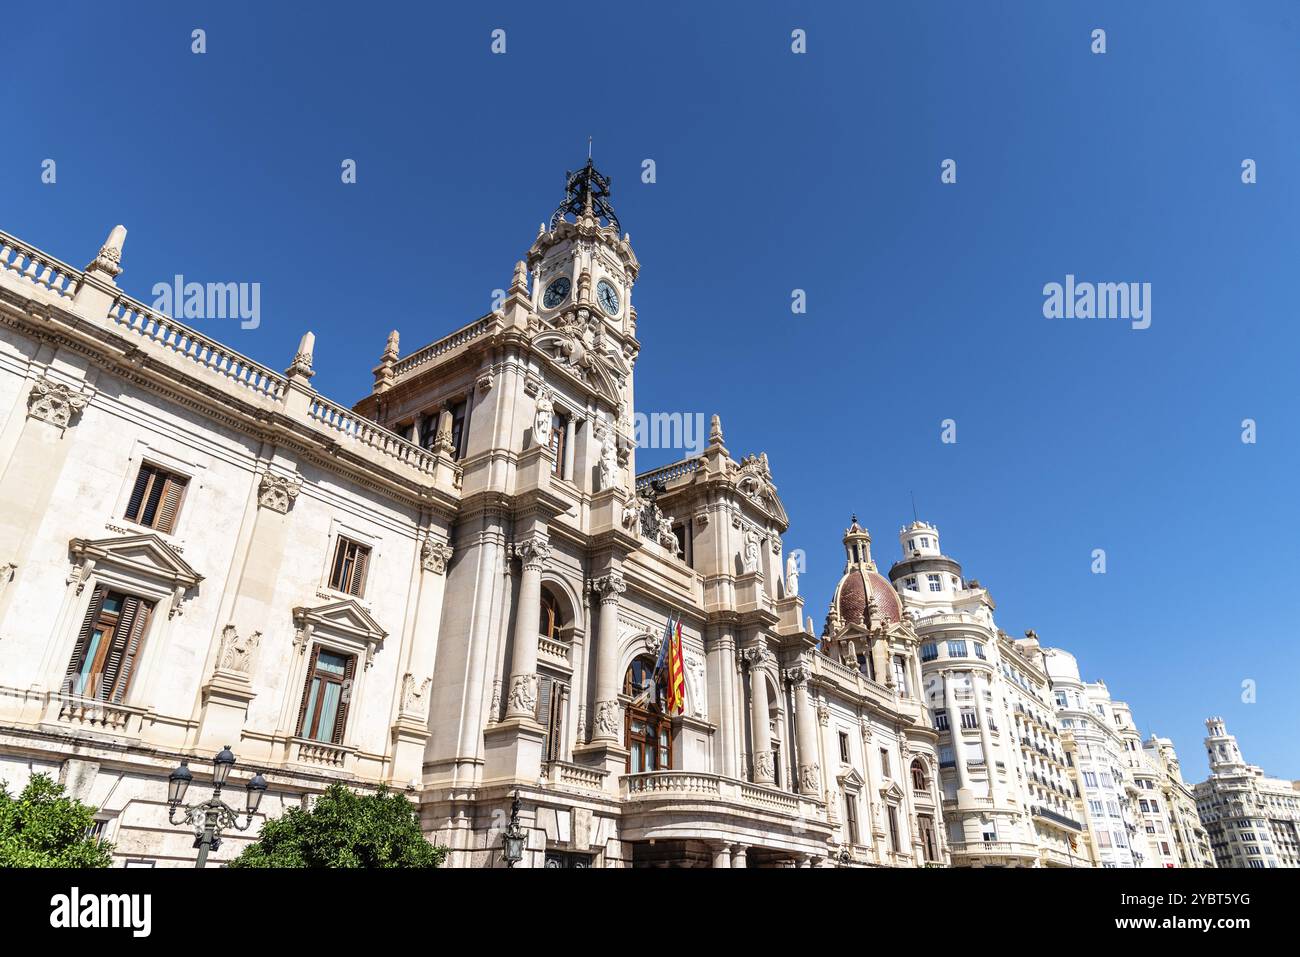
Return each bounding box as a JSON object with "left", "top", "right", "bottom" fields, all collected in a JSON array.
[{"left": 666, "top": 616, "right": 686, "bottom": 715}]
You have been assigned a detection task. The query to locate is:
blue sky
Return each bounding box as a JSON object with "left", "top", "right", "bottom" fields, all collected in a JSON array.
[{"left": 3, "top": 1, "right": 1297, "bottom": 782}]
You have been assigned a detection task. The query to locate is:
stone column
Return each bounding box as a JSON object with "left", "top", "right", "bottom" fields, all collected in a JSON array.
[
  {"left": 589, "top": 570, "right": 626, "bottom": 742},
  {"left": 732, "top": 845, "right": 748, "bottom": 868},
  {"left": 973, "top": 671, "right": 1000, "bottom": 802},
  {"left": 786, "top": 665, "right": 821, "bottom": 796},
  {"left": 744, "top": 647, "right": 774, "bottom": 785},
  {"left": 711, "top": 844, "right": 733, "bottom": 869},
  {"left": 942, "top": 670, "right": 971, "bottom": 791},
  {"left": 505, "top": 535, "right": 550, "bottom": 719},
  {"left": 563, "top": 416, "right": 576, "bottom": 481}
]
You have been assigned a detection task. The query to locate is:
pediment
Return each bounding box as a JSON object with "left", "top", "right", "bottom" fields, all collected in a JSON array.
[
  {"left": 69, "top": 534, "right": 203, "bottom": 588},
  {"left": 292, "top": 598, "right": 387, "bottom": 669},
  {"left": 881, "top": 781, "right": 906, "bottom": 802},
  {"left": 838, "top": 768, "right": 865, "bottom": 790}
]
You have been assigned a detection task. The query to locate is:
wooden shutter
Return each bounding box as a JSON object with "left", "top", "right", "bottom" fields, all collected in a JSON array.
[
  {"left": 63, "top": 586, "right": 107, "bottom": 693},
  {"left": 109, "top": 599, "right": 151, "bottom": 703},
  {"left": 350, "top": 546, "right": 369, "bottom": 597},
  {"left": 296, "top": 645, "right": 321, "bottom": 737},
  {"left": 125, "top": 468, "right": 152, "bottom": 523},
  {"left": 330, "top": 654, "right": 357, "bottom": 744},
  {"left": 154, "top": 475, "right": 187, "bottom": 534}
]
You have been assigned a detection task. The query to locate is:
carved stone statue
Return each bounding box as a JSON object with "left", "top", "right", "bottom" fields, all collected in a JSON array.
[
  {"left": 742, "top": 530, "right": 760, "bottom": 573},
  {"left": 401, "top": 673, "right": 432, "bottom": 715},
  {"left": 534, "top": 388, "right": 554, "bottom": 445},
  {"left": 596, "top": 415, "right": 619, "bottom": 490},
  {"left": 620, "top": 495, "right": 642, "bottom": 535},
  {"left": 657, "top": 515, "right": 678, "bottom": 554},
  {"left": 785, "top": 553, "right": 800, "bottom": 596}
]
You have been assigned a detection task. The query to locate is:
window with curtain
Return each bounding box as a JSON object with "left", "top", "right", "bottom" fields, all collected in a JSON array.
[
  {"left": 125, "top": 463, "right": 188, "bottom": 534},
  {"left": 624, "top": 656, "right": 670, "bottom": 773},
  {"left": 297, "top": 647, "right": 355, "bottom": 743},
  {"left": 63, "top": 587, "right": 154, "bottom": 702}
]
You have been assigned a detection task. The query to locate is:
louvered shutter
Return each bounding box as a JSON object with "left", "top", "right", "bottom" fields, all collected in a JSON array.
[
  {"left": 154, "top": 475, "right": 187, "bottom": 534},
  {"left": 109, "top": 599, "right": 151, "bottom": 703},
  {"left": 536, "top": 675, "right": 553, "bottom": 759},
  {"left": 125, "top": 467, "right": 151, "bottom": 523},
  {"left": 100, "top": 596, "right": 142, "bottom": 702},
  {"left": 350, "top": 546, "right": 369, "bottom": 597},
  {"left": 296, "top": 645, "right": 321, "bottom": 737},
  {"left": 64, "top": 586, "right": 107, "bottom": 694},
  {"left": 331, "top": 654, "right": 357, "bottom": 744}
]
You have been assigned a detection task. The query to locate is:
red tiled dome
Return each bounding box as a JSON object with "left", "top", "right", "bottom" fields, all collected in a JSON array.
[{"left": 834, "top": 568, "right": 901, "bottom": 626}]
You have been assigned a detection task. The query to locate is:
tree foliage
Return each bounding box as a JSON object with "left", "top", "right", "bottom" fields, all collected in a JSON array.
[
  {"left": 0, "top": 773, "right": 114, "bottom": 867},
  {"left": 228, "top": 783, "right": 446, "bottom": 868}
]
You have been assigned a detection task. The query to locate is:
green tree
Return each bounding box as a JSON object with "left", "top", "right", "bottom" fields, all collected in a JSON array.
[
  {"left": 0, "top": 773, "right": 114, "bottom": 867},
  {"left": 228, "top": 783, "right": 446, "bottom": 868}
]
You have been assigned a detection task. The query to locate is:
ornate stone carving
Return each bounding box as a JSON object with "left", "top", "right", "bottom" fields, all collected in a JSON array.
[
  {"left": 742, "top": 529, "right": 761, "bottom": 574},
  {"left": 27, "top": 376, "right": 89, "bottom": 430},
  {"left": 400, "top": 672, "right": 432, "bottom": 715},
  {"left": 257, "top": 470, "right": 302, "bottom": 513},
  {"left": 741, "top": 645, "right": 773, "bottom": 669},
  {"left": 88, "top": 226, "right": 126, "bottom": 278},
  {"left": 799, "top": 762, "right": 821, "bottom": 794},
  {"left": 533, "top": 388, "right": 554, "bottom": 444},
  {"left": 753, "top": 750, "right": 775, "bottom": 781},
  {"left": 816, "top": 702, "right": 831, "bottom": 727},
  {"left": 530, "top": 308, "right": 630, "bottom": 403},
  {"left": 785, "top": 553, "right": 800, "bottom": 596},
  {"left": 783, "top": 665, "right": 811, "bottom": 687},
  {"left": 589, "top": 570, "right": 626, "bottom": 604},
  {"left": 476, "top": 370, "right": 494, "bottom": 393},
  {"left": 595, "top": 416, "right": 620, "bottom": 491},
  {"left": 694, "top": 511, "right": 709, "bottom": 527},
  {"left": 620, "top": 495, "right": 642, "bottom": 535},
  {"left": 507, "top": 673, "right": 537, "bottom": 716},
  {"left": 512, "top": 536, "right": 551, "bottom": 571},
  {"left": 488, "top": 678, "right": 502, "bottom": 724},
  {"left": 592, "top": 698, "right": 622, "bottom": 739},
  {"left": 860, "top": 717, "right": 874, "bottom": 742},
  {"left": 420, "top": 538, "right": 453, "bottom": 574},
  {"left": 684, "top": 652, "right": 708, "bottom": 719},
  {"left": 217, "top": 624, "right": 260, "bottom": 674},
  {"left": 656, "top": 514, "right": 679, "bottom": 554}
]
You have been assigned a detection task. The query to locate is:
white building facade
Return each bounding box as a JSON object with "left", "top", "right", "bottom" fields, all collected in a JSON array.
[{"left": 1194, "top": 718, "right": 1300, "bottom": 869}]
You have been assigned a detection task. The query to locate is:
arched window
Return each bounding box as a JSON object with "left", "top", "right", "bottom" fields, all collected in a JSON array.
[
  {"left": 539, "top": 589, "right": 563, "bottom": 642},
  {"left": 911, "top": 758, "right": 928, "bottom": 792},
  {"left": 624, "top": 655, "right": 671, "bottom": 773}
]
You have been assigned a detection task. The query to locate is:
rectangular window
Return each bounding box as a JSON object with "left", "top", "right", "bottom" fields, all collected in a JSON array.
[
  {"left": 63, "top": 588, "right": 154, "bottom": 703},
  {"left": 904, "top": 576, "right": 918, "bottom": 591},
  {"left": 947, "top": 640, "right": 967, "bottom": 658},
  {"left": 939, "top": 745, "right": 954, "bottom": 768},
  {"left": 934, "top": 709, "right": 949, "bottom": 731},
  {"left": 973, "top": 642, "right": 986, "bottom": 659},
  {"left": 920, "top": 642, "right": 938, "bottom": 662},
  {"left": 960, "top": 708, "right": 978, "bottom": 730},
  {"left": 879, "top": 748, "right": 890, "bottom": 779},
  {"left": 838, "top": 731, "right": 850, "bottom": 764},
  {"left": 297, "top": 647, "right": 355, "bottom": 743},
  {"left": 927, "top": 574, "right": 942, "bottom": 592},
  {"left": 448, "top": 400, "right": 468, "bottom": 459},
  {"left": 548, "top": 413, "right": 568, "bottom": 476},
  {"left": 984, "top": 708, "right": 998, "bottom": 732},
  {"left": 892, "top": 656, "right": 910, "bottom": 696},
  {"left": 125, "top": 464, "right": 189, "bottom": 534},
  {"left": 1083, "top": 771, "right": 1098, "bottom": 789},
  {"left": 888, "top": 805, "right": 902, "bottom": 852},
  {"left": 844, "top": 792, "right": 859, "bottom": 845},
  {"left": 328, "top": 536, "right": 371, "bottom": 597}
]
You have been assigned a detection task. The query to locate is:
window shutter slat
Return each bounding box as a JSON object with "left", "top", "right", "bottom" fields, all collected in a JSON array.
[
  {"left": 155, "top": 476, "right": 187, "bottom": 534},
  {"left": 296, "top": 645, "right": 321, "bottom": 737},
  {"left": 99, "top": 596, "right": 146, "bottom": 702},
  {"left": 110, "top": 599, "right": 151, "bottom": 704},
  {"left": 351, "top": 547, "right": 369, "bottom": 597},
  {"left": 125, "top": 467, "right": 152, "bottom": 523},
  {"left": 331, "top": 654, "right": 356, "bottom": 744},
  {"left": 64, "top": 586, "right": 107, "bottom": 693}
]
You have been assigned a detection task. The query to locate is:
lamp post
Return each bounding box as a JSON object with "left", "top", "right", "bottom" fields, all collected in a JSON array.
[
  {"left": 167, "top": 745, "right": 267, "bottom": 868},
  {"left": 502, "top": 789, "right": 527, "bottom": 868}
]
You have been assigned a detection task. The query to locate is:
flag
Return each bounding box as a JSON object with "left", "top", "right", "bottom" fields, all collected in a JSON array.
[{"left": 666, "top": 617, "right": 686, "bottom": 715}]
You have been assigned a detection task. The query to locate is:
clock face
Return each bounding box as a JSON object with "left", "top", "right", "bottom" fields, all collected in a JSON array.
[
  {"left": 596, "top": 279, "right": 620, "bottom": 316},
  {"left": 542, "top": 276, "right": 571, "bottom": 309}
]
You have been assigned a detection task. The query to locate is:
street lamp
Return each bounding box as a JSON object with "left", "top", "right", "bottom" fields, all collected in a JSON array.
[
  {"left": 166, "top": 746, "right": 267, "bottom": 868},
  {"left": 502, "top": 789, "right": 527, "bottom": 868}
]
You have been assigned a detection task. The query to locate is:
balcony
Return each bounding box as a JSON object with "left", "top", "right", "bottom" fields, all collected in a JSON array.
[
  {"left": 45, "top": 692, "right": 147, "bottom": 738},
  {"left": 289, "top": 737, "right": 354, "bottom": 771},
  {"left": 619, "top": 771, "right": 832, "bottom": 851},
  {"left": 949, "top": 839, "right": 1040, "bottom": 860},
  {"left": 1032, "top": 804, "right": 1084, "bottom": 831}
]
